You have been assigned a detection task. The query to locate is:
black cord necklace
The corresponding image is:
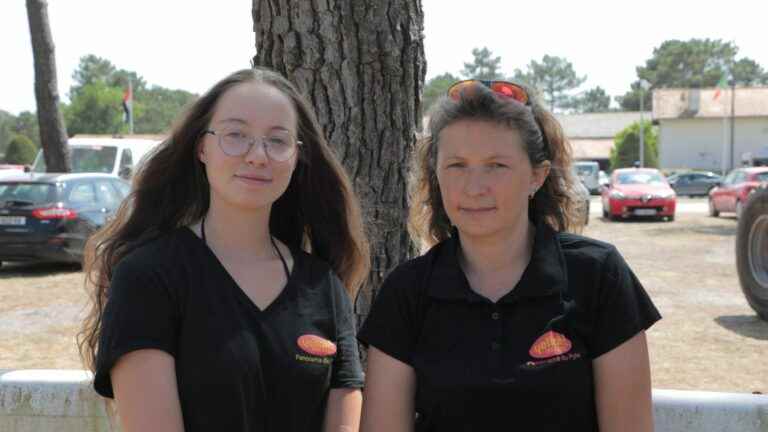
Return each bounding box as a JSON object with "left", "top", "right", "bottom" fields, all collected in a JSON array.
[{"left": 200, "top": 216, "right": 290, "bottom": 277}]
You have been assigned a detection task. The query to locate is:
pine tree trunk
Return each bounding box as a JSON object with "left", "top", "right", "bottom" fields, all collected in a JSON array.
[
  {"left": 252, "top": 0, "right": 425, "bottom": 321},
  {"left": 26, "top": 0, "right": 70, "bottom": 172}
]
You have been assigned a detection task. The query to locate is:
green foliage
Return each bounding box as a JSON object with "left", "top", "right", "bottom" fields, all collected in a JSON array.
[
  {"left": 614, "top": 81, "right": 653, "bottom": 112},
  {"left": 610, "top": 121, "right": 658, "bottom": 170},
  {"left": 570, "top": 86, "right": 611, "bottom": 113},
  {"left": 461, "top": 47, "right": 504, "bottom": 81},
  {"left": 512, "top": 55, "right": 586, "bottom": 112},
  {"left": 71, "top": 55, "right": 147, "bottom": 96},
  {"left": 421, "top": 72, "right": 459, "bottom": 116},
  {"left": 0, "top": 110, "right": 16, "bottom": 156},
  {"left": 13, "top": 111, "right": 40, "bottom": 148},
  {"left": 616, "top": 39, "right": 768, "bottom": 111},
  {"left": 4, "top": 134, "right": 37, "bottom": 165},
  {"left": 134, "top": 86, "right": 196, "bottom": 134},
  {"left": 64, "top": 81, "right": 125, "bottom": 135},
  {"left": 65, "top": 54, "right": 195, "bottom": 135}
]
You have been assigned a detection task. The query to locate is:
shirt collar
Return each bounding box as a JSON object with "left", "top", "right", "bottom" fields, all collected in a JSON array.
[{"left": 426, "top": 219, "right": 568, "bottom": 303}]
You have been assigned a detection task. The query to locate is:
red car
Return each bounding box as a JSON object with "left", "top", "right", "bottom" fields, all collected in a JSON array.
[
  {"left": 601, "top": 168, "right": 676, "bottom": 221},
  {"left": 708, "top": 167, "right": 768, "bottom": 218}
]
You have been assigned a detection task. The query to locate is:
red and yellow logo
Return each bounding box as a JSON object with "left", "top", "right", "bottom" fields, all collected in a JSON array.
[
  {"left": 297, "top": 335, "right": 337, "bottom": 357},
  {"left": 529, "top": 331, "right": 572, "bottom": 359}
]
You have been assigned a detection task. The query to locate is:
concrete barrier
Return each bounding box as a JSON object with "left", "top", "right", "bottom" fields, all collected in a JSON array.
[
  {"left": 652, "top": 389, "right": 768, "bottom": 431},
  {"left": 1, "top": 369, "right": 767, "bottom": 431},
  {"left": 0, "top": 369, "right": 112, "bottom": 432}
]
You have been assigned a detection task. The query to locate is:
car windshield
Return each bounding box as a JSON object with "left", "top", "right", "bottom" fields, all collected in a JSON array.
[
  {"left": 32, "top": 146, "right": 118, "bottom": 174},
  {"left": 576, "top": 165, "right": 597, "bottom": 176},
  {"left": 616, "top": 172, "right": 665, "bottom": 185},
  {"left": 755, "top": 172, "right": 768, "bottom": 182},
  {"left": 0, "top": 182, "right": 56, "bottom": 205}
]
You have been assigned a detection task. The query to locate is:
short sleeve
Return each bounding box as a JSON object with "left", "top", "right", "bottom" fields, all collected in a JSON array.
[
  {"left": 93, "top": 256, "right": 178, "bottom": 398},
  {"left": 357, "top": 264, "right": 420, "bottom": 366},
  {"left": 588, "top": 247, "right": 661, "bottom": 359},
  {"left": 329, "top": 273, "right": 365, "bottom": 389}
]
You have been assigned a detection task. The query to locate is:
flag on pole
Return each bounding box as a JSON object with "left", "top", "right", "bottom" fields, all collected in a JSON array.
[
  {"left": 713, "top": 74, "right": 728, "bottom": 100},
  {"left": 122, "top": 81, "right": 133, "bottom": 123}
]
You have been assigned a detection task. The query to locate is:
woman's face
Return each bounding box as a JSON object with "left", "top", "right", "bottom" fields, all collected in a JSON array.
[
  {"left": 199, "top": 82, "right": 299, "bottom": 212},
  {"left": 436, "top": 119, "right": 549, "bottom": 239}
]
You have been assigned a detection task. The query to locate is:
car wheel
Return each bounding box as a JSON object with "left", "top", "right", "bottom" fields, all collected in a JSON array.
[
  {"left": 736, "top": 187, "right": 768, "bottom": 320},
  {"left": 708, "top": 198, "right": 719, "bottom": 217},
  {"left": 736, "top": 200, "right": 744, "bottom": 219},
  {"left": 668, "top": 214, "right": 675, "bottom": 222}
]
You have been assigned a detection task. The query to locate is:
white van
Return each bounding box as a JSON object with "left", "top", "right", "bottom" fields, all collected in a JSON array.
[
  {"left": 31, "top": 135, "right": 163, "bottom": 179},
  {"left": 574, "top": 160, "right": 601, "bottom": 194}
]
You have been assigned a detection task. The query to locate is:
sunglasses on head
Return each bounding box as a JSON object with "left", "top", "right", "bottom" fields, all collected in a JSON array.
[{"left": 447, "top": 80, "right": 530, "bottom": 105}]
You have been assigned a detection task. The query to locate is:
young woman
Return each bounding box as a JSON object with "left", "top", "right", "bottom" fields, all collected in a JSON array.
[
  {"left": 79, "top": 68, "right": 369, "bottom": 432},
  {"left": 359, "top": 80, "right": 660, "bottom": 432}
]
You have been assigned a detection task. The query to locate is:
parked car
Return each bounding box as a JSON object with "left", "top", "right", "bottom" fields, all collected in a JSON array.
[
  {"left": 574, "top": 160, "right": 600, "bottom": 194},
  {"left": 708, "top": 167, "right": 768, "bottom": 218},
  {"left": 31, "top": 135, "right": 162, "bottom": 180},
  {"left": 0, "top": 164, "right": 27, "bottom": 179},
  {"left": 601, "top": 168, "right": 676, "bottom": 221},
  {"left": 736, "top": 184, "right": 768, "bottom": 320},
  {"left": 0, "top": 173, "right": 130, "bottom": 266},
  {"left": 667, "top": 171, "right": 721, "bottom": 197},
  {"left": 598, "top": 170, "right": 610, "bottom": 190}
]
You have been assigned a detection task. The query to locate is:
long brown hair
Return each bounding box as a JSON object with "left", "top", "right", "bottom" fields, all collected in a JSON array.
[
  {"left": 409, "top": 82, "right": 580, "bottom": 248},
  {"left": 78, "top": 68, "right": 370, "bottom": 372}
]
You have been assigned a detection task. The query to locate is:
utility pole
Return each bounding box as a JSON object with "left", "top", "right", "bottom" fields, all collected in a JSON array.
[
  {"left": 638, "top": 80, "right": 650, "bottom": 167},
  {"left": 729, "top": 78, "right": 736, "bottom": 170}
]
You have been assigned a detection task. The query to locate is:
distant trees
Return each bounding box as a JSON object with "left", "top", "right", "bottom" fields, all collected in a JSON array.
[
  {"left": 421, "top": 72, "right": 459, "bottom": 116},
  {"left": 610, "top": 121, "right": 658, "bottom": 169},
  {"left": 462, "top": 47, "right": 504, "bottom": 81},
  {"left": 64, "top": 55, "right": 197, "bottom": 135},
  {"left": 615, "top": 39, "right": 768, "bottom": 111},
  {"left": 569, "top": 86, "right": 611, "bottom": 113},
  {"left": 512, "top": 55, "right": 586, "bottom": 112},
  {"left": 4, "top": 135, "right": 37, "bottom": 165}
]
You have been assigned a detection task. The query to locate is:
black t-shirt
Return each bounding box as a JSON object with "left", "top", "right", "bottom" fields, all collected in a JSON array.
[
  {"left": 358, "top": 221, "right": 661, "bottom": 432},
  {"left": 94, "top": 227, "right": 364, "bottom": 432}
]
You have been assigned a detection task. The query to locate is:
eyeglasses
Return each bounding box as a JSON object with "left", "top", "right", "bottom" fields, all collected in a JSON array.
[
  {"left": 447, "top": 80, "right": 530, "bottom": 105},
  {"left": 204, "top": 129, "right": 302, "bottom": 162}
]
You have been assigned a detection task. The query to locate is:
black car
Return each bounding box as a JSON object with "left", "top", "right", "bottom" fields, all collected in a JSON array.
[
  {"left": 0, "top": 173, "right": 130, "bottom": 266},
  {"left": 667, "top": 171, "right": 722, "bottom": 197}
]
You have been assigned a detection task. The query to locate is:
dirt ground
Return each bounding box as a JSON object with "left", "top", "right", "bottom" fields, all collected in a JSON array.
[{"left": 1, "top": 208, "right": 766, "bottom": 394}]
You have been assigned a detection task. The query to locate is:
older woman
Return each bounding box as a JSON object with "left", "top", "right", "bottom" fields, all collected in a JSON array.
[{"left": 359, "top": 80, "right": 660, "bottom": 432}]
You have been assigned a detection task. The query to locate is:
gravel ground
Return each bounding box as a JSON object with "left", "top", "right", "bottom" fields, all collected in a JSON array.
[{"left": 1, "top": 207, "right": 766, "bottom": 393}]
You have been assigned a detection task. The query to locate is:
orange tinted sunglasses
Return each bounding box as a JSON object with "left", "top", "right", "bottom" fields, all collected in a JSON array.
[{"left": 447, "top": 80, "right": 530, "bottom": 105}]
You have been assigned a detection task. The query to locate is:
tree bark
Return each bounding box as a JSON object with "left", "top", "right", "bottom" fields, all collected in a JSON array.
[
  {"left": 26, "top": 0, "right": 70, "bottom": 172},
  {"left": 252, "top": 0, "right": 425, "bottom": 321}
]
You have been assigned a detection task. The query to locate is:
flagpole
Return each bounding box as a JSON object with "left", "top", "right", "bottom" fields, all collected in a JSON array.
[
  {"left": 128, "top": 78, "right": 134, "bottom": 135},
  {"left": 722, "top": 100, "right": 728, "bottom": 173}
]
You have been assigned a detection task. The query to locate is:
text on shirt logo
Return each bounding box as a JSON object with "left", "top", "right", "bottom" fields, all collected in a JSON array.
[
  {"left": 528, "top": 330, "right": 572, "bottom": 359},
  {"left": 295, "top": 334, "right": 337, "bottom": 365}
]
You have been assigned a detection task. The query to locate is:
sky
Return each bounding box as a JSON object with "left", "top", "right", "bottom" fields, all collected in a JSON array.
[{"left": 2, "top": 0, "right": 767, "bottom": 115}]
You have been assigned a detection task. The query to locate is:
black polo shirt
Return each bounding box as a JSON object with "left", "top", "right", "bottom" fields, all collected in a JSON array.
[
  {"left": 358, "top": 221, "right": 661, "bottom": 432},
  {"left": 94, "top": 227, "right": 364, "bottom": 432}
]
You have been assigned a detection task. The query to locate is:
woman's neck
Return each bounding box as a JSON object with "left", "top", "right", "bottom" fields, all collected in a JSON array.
[
  {"left": 200, "top": 197, "right": 274, "bottom": 258},
  {"left": 458, "top": 220, "right": 536, "bottom": 278}
]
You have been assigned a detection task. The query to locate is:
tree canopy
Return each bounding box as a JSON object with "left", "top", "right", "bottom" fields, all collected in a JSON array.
[
  {"left": 512, "top": 55, "right": 586, "bottom": 112},
  {"left": 65, "top": 54, "right": 196, "bottom": 135},
  {"left": 616, "top": 39, "right": 768, "bottom": 111},
  {"left": 461, "top": 47, "right": 504, "bottom": 81}
]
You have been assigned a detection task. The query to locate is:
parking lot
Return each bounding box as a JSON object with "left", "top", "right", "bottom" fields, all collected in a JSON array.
[{"left": 0, "top": 196, "right": 766, "bottom": 393}]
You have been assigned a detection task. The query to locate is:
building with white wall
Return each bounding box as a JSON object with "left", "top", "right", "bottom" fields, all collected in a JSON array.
[{"left": 653, "top": 87, "right": 768, "bottom": 172}]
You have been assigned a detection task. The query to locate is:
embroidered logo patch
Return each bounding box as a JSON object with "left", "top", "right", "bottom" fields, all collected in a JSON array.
[
  {"left": 297, "top": 334, "right": 337, "bottom": 357},
  {"left": 528, "top": 330, "right": 572, "bottom": 359}
]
